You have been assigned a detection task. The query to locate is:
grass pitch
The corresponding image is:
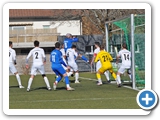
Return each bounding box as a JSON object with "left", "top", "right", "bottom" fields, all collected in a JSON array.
[{"left": 9, "top": 72, "right": 140, "bottom": 109}]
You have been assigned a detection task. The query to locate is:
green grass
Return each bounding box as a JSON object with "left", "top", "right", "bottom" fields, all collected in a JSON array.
[{"left": 9, "top": 72, "right": 140, "bottom": 109}]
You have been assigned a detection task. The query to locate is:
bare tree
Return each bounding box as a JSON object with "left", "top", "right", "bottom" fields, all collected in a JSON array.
[{"left": 50, "top": 9, "right": 145, "bottom": 35}]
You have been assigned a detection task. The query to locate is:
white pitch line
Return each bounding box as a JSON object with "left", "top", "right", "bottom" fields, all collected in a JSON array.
[
  {"left": 79, "top": 76, "right": 141, "bottom": 91},
  {"left": 79, "top": 76, "right": 117, "bottom": 83},
  {"left": 10, "top": 97, "right": 135, "bottom": 104},
  {"left": 79, "top": 77, "right": 97, "bottom": 81}
]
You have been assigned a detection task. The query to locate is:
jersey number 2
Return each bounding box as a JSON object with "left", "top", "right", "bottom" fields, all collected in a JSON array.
[{"left": 35, "top": 52, "right": 38, "bottom": 59}]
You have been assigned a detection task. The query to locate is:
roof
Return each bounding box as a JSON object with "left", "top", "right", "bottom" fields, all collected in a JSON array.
[{"left": 9, "top": 9, "right": 82, "bottom": 20}]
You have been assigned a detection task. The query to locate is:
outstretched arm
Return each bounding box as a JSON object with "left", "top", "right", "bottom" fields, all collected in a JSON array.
[{"left": 71, "top": 37, "right": 78, "bottom": 42}]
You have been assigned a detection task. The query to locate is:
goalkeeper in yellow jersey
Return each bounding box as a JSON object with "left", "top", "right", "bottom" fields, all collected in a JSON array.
[{"left": 94, "top": 45, "right": 120, "bottom": 87}]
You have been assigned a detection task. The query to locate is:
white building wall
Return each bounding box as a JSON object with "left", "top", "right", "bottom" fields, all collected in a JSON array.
[{"left": 32, "top": 20, "right": 81, "bottom": 35}]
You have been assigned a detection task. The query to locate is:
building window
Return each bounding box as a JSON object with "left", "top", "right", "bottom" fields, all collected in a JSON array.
[
  {"left": 43, "top": 25, "right": 50, "bottom": 29},
  {"left": 85, "top": 45, "right": 94, "bottom": 54},
  {"left": 12, "top": 26, "right": 25, "bottom": 30}
]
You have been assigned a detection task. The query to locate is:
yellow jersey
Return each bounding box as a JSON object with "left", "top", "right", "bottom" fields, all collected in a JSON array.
[{"left": 94, "top": 50, "right": 113, "bottom": 67}]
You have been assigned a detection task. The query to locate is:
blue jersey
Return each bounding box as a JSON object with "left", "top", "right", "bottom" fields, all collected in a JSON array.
[
  {"left": 50, "top": 49, "right": 67, "bottom": 67},
  {"left": 64, "top": 37, "right": 78, "bottom": 52}
]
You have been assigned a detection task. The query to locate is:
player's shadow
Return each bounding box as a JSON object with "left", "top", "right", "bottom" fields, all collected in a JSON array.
[
  {"left": 31, "top": 87, "right": 50, "bottom": 91},
  {"left": 55, "top": 86, "right": 67, "bottom": 90},
  {"left": 69, "top": 80, "right": 76, "bottom": 83},
  {"left": 9, "top": 85, "right": 19, "bottom": 88}
]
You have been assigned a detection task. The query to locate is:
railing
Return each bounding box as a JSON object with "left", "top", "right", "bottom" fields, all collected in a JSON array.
[{"left": 9, "top": 28, "right": 60, "bottom": 43}]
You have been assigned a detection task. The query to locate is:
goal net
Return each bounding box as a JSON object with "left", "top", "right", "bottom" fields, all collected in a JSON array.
[{"left": 105, "top": 14, "right": 145, "bottom": 90}]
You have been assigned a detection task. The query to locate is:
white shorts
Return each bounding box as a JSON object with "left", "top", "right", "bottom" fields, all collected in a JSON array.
[
  {"left": 68, "top": 62, "right": 78, "bottom": 72},
  {"left": 96, "top": 61, "right": 101, "bottom": 72},
  {"left": 31, "top": 64, "right": 45, "bottom": 75},
  {"left": 118, "top": 65, "right": 131, "bottom": 74},
  {"left": 9, "top": 62, "right": 17, "bottom": 74}
]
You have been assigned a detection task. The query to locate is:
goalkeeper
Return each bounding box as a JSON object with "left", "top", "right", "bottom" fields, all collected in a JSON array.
[{"left": 94, "top": 45, "right": 119, "bottom": 87}]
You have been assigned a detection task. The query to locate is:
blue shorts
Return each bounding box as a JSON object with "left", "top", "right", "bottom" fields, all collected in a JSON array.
[{"left": 51, "top": 64, "right": 66, "bottom": 75}]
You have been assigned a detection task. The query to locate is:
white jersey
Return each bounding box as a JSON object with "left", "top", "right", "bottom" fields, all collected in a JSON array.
[
  {"left": 66, "top": 48, "right": 78, "bottom": 63},
  {"left": 60, "top": 48, "right": 68, "bottom": 70},
  {"left": 9, "top": 47, "right": 16, "bottom": 63},
  {"left": 60, "top": 48, "right": 67, "bottom": 63},
  {"left": 60, "top": 48, "right": 65, "bottom": 56},
  {"left": 94, "top": 47, "right": 100, "bottom": 55},
  {"left": 26, "top": 47, "right": 45, "bottom": 65},
  {"left": 94, "top": 47, "right": 101, "bottom": 71},
  {"left": 118, "top": 49, "right": 131, "bottom": 67}
]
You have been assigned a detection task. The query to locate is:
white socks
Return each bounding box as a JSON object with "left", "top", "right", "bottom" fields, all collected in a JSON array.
[
  {"left": 104, "top": 71, "right": 110, "bottom": 81},
  {"left": 44, "top": 77, "right": 51, "bottom": 88},
  {"left": 116, "top": 75, "right": 121, "bottom": 84},
  {"left": 16, "top": 74, "right": 22, "bottom": 86},
  {"left": 75, "top": 73, "right": 79, "bottom": 82},
  {"left": 27, "top": 78, "right": 33, "bottom": 89}
]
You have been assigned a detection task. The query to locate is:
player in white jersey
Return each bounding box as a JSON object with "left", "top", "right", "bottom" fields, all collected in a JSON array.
[
  {"left": 60, "top": 44, "right": 68, "bottom": 70},
  {"left": 90, "top": 42, "right": 110, "bottom": 85},
  {"left": 66, "top": 45, "right": 80, "bottom": 83},
  {"left": 25, "top": 40, "right": 51, "bottom": 92},
  {"left": 9, "top": 41, "right": 24, "bottom": 88},
  {"left": 116, "top": 43, "right": 131, "bottom": 87},
  {"left": 60, "top": 44, "right": 74, "bottom": 82}
]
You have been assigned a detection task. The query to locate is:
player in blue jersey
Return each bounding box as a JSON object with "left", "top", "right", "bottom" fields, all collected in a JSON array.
[
  {"left": 64, "top": 33, "right": 89, "bottom": 63},
  {"left": 50, "top": 42, "right": 75, "bottom": 91}
]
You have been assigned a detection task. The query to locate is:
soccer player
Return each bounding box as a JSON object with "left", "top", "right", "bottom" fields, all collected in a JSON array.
[
  {"left": 60, "top": 44, "right": 74, "bottom": 76},
  {"left": 64, "top": 33, "right": 89, "bottom": 63},
  {"left": 51, "top": 42, "right": 75, "bottom": 91},
  {"left": 94, "top": 45, "right": 118, "bottom": 86},
  {"left": 60, "top": 44, "right": 69, "bottom": 71},
  {"left": 25, "top": 40, "right": 51, "bottom": 92},
  {"left": 116, "top": 43, "right": 131, "bottom": 87},
  {"left": 9, "top": 41, "right": 24, "bottom": 88},
  {"left": 66, "top": 45, "right": 80, "bottom": 83},
  {"left": 90, "top": 42, "right": 110, "bottom": 85}
]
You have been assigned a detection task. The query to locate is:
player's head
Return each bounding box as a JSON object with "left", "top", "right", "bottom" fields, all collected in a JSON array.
[
  {"left": 94, "top": 42, "right": 100, "bottom": 48},
  {"left": 34, "top": 40, "right": 39, "bottom": 47},
  {"left": 100, "top": 45, "right": 105, "bottom": 50},
  {"left": 122, "top": 43, "right": 127, "bottom": 49},
  {"left": 55, "top": 42, "right": 61, "bottom": 49},
  {"left": 66, "top": 33, "right": 72, "bottom": 38},
  {"left": 9, "top": 41, "right": 13, "bottom": 47},
  {"left": 61, "top": 43, "right": 64, "bottom": 48},
  {"left": 71, "top": 45, "right": 76, "bottom": 50}
]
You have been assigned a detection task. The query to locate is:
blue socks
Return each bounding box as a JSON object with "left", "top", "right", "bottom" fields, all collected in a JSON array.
[
  {"left": 64, "top": 76, "right": 70, "bottom": 84},
  {"left": 56, "top": 76, "right": 62, "bottom": 83}
]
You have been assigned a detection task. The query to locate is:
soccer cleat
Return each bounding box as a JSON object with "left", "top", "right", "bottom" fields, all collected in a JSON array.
[
  {"left": 97, "top": 82, "right": 103, "bottom": 86},
  {"left": 47, "top": 87, "right": 52, "bottom": 91},
  {"left": 118, "top": 84, "right": 122, "bottom": 87},
  {"left": 66, "top": 87, "right": 75, "bottom": 91},
  {"left": 53, "top": 82, "right": 57, "bottom": 90},
  {"left": 107, "top": 80, "right": 111, "bottom": 83},
  {"left": 75, "top": 80, "right": 80, "bottom": 83},
  {"left": 27, "top": 88, "right": 30, "bottom": 92},
  {"left": 71, "top": 74, "right": 74, "bottom": 77},
  {"left": 19, "top": 85, "right": 25, "bottom": 88}
]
